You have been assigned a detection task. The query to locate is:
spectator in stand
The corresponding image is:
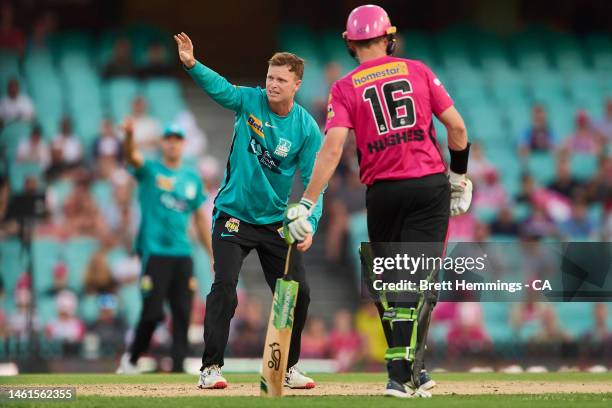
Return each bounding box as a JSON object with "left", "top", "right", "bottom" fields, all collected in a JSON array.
[
  {"left": 30, "top": 11, "right": 57, "bottom": 49},
  {"left": 473, "top": 169, "right": 508, "bottom": 210},
  {"left": 16, "top": 125, "right": 49, "bottom": 166},
  {"left": 595, "top": 98, "right": 612, "bottom": 142},
  {"left": 490, "top": 206, "right": 519, "bottom": 236},
  {"left": 520, "top": 205, "right": 558, "bottom": 238},
  {"left": 563, "top": 111, "right": 602, "bottom": 155},
  {"left": 312, "top": 62, "right": 342, "bottom": 125},
  {"left": 510, "top": 286, "right": 548, "bottom": 334},
  {"left": 0, "top": 174, "right": 8, "bottom": 222},
  {"left": 326, "top": 169, "right": 365, "bottom": 262},
  {"left": 519, "top": 105, "right": 556, "bottom": 156},
  {"left": 138, "top": 42, "right": 174, "bottom": 78},
  {"left": 110, "top": 252, "right": 141, "bottom": 286},
  {"left": 328, "top": 310, "right": 362, "bottom": 371},
  {"left": 84, "top": 233, "right": 118, "bottom": 295},
  {"left": 529, "top": 305, "right": 571, "bottom": 344},
  {"left": 51, "top": 116, "right": 83, "bottom": 167},
  {"left": 228, "top": 299, "right": 265, "bottom": 357},
  {"left": 446, "top": 303, "right": 491, "bottom": 359},
  {"left": 300, "top": 317, "right": 329, "bottom": 358},
  {"left": 43, "top": 146, "right": 64, "bottom": 183},
  {"left": 355, "top": 303, "right": 386, "bottom": 365},
  {"left": 447, "top": 212, "right": 478, "bottom": 241},
  {"left": 8, "top": 284, "right": 39, "bottom": 339},
  {"left": 585, "top": 156, "right": 612, "bottom": 207},
  {"left": 0, "top": 78, "right": 35, "bottom": 124},
  {"left": 102, "top": 37, "right": 136, "bottom": 79},
  {"left": 467, "top": 143, "right": 495, "bottom": 186},
  {"left": 92, "top": 119, "right": 122, "bottom": 162},
  {"left": 45, "top": 290, "right": 85, "bottom": 344},
  {"left": 584, "top": 303, "right": 610, "bottom": 343},
  {"left": 558, "top": 198, "right": 597, "bottom": 240},
  {"left": 88, "top": 294, "right": 126, "bottom": 356},
  {"left": 548, "top": 158, "right": 581, "bottom": 199},
  {"left": 62, "top": 171, "right": 106, "bottom": 236},
  {"left": 101, "top": 176, "right": 139, "bottom": 248},
  {"left": 130, "top": 96, "right": 161, "bottom": 154},
  {"left": 516, "top": 173, "right": 536, "bottom": 203},
  {"left": 0, "top": 3, "right": 25, "bottom": 53},
  {"left": 43, "top": 258, "right": 69, "bottom": 299}
]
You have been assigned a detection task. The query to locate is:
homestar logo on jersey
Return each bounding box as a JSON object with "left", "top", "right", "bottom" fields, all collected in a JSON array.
[
  {"left": 247, "top": 114, "right": 265, "bottom": 138},
  {"left": 352, "top": 62, "right": 408, "bottom": 87},
  {"left": 274, "top": 138, "right": 292, "bottom": 158}
]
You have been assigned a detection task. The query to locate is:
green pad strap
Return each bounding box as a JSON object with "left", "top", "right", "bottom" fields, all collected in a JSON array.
[
  {"left": 382, "top": 307, "right": 417, "bottom": 322},
  {"left": 385, "top": 346, "right": 415, "bottom": 361}
]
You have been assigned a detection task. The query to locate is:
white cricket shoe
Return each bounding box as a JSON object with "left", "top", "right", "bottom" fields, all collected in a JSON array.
[
  {"left": 116, "top": 353, "right": 139, "bottom": 374},
  {"left": 284, "top": 365, "right": 315, "bottom": 389},
  {"left": 197, "top": 365, "right": 228, "bottom": 389}
]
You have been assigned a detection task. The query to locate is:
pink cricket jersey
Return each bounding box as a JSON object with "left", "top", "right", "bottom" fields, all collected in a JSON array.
[{"left": 325, "top": 55, "right": 453, "bottom": 185}]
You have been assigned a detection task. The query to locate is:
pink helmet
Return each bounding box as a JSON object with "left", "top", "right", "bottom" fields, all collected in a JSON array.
[{"left": 343, "top": 4, "right": 396, "bottom": 41}]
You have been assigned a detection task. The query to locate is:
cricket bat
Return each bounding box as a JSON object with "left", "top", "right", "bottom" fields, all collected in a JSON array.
[{"left": 260, "top": 244, "right": 299, "bottom": 397}]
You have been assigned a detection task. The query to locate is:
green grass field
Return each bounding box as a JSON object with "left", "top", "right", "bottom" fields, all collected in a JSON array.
[{"left": 1, "top": 372, "right": 611, "bottom": 407}]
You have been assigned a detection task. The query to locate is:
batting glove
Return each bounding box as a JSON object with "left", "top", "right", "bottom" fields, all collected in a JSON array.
[
  {"left": 283, "top": 198, "right": 314, "bottom": 245},
  {"left": 449, "top": 171, "right": 473, "bottom": 217}
]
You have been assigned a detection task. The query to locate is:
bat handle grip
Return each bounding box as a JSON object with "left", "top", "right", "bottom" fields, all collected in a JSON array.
[{"left": 282, "top": 243, "right": 296, "bottom": 279}]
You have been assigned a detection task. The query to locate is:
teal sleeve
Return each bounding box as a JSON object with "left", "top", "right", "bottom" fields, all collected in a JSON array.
[
  {"left": 299, "top": 120, "right": 325, "bottom": 234},
  {"left": 185, "top": 61, "right": 244, "bottom": 112},
  {"left": 128, "top": 159, "right": 153, "bottom": 181},
  {"left": 192, "top": 178, "right": 207, "bottom": 211}
]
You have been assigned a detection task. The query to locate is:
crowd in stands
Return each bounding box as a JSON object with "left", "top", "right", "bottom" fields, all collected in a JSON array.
[{"left": 1, "top": 0, "right": 611, "bottom": 370}]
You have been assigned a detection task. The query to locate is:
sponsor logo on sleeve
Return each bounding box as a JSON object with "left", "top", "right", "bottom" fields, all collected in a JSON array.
[
  {"left": 351, "top": 62, "right": 408, "bottom": 87},
  {"left": 326, "top": 94, "right": 335, "bottom": 120}
]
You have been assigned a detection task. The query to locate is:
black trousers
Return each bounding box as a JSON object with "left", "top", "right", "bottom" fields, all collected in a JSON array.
[
  {"left": 201, "top": 210, "right": 310, "bottom": 370},
  {"left": 366, "top": 173, "right": 450, "bottom": 383},
  {"left": 129, "top": 255, "right": 194, "bottom": 373}
]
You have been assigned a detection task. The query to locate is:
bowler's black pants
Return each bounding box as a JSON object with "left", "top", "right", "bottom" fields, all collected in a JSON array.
[{"left": 201, "top": 210, "right": 310, "bottom": 371}]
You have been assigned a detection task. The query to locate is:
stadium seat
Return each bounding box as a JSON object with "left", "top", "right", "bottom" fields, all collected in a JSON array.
[
  {"left": 0, "top": 238, "right": 26, "bottom": 314},
  {"left": 142, "top": 79, "right": 184, "bottom": 124},
  {"left": 118, "top": 283, "right": 142, "bottom": 327},
  {"left": 64, "top": 237, "right": 99, "bottom": 293},
  {"left": 79, "top": 294, "right": 100, "bottom": 324},
  {"left": 103, "top": 78, "right": 140, "bottom": 122},
  {"left": 527, "top": 153, "right": 556, "bottom": 185},
  {"left": 482, "top": 302, "right": 513, "bottom": 342},
  {"left": 0, "top": 121, "right": 31, "bottom": 158},
  {"left": 32, "top": 238, "right": 62, "bottom": 295},
  {"left": 8, "top": 162, "right": 43, "bottom": 192},
  {"left": 554, "top": 303, "right": 594, "bottom": 337},
  {"left": 570, "top": 153, "right": 598, "bottom": 180}
]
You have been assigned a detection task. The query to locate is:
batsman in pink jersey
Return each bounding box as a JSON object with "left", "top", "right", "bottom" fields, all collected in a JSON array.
[{"left": 283, "top": 4, "right": 473, "bottom": 398}]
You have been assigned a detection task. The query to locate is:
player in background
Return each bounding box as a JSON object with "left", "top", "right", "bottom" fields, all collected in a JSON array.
[
  {"left": 116, "top": 120, "right": 213, "bottom": 374},
  {"left": 174, "top": 33, "right": 324, "bottom": 390},
  {"left": 283, "top": 5, "right": 472, "bottom": 398}
]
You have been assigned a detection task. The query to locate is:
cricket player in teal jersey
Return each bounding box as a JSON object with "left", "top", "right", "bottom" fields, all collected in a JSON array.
[
  {"left": 174, "top": 33, "right": 324, "bottom": 390},
  {"left": 116, "top": 119, "right": 213, "bottom": 375}
]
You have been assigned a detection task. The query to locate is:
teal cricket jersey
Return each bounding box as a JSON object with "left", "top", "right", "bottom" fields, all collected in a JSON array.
[
  {"left": 186, "top": 61, "right": 324, "bottom": 231},
  {"left": 131, "top": 159, "right": 207, "bottom": 260}
]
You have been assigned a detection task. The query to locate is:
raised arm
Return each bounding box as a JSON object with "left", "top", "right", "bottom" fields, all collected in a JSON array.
[
  {"left": 123, "top": 118, "right": 143, "bottom": 168},
  {"left": 174, "top": 32, "right": 242, "bottom": 112}
]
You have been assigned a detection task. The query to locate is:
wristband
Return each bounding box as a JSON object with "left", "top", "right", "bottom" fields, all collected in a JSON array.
[
  {"left": 449, "top": 143, "right": 471, "bottom": 175},
  {"left": 299, "top": 198, "right": 314, "bottom": 210}
]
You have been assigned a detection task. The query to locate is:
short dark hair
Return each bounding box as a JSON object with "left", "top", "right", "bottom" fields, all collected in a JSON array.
[{"left": 268, "top": 52, "right": 305, "bottom": 80}]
